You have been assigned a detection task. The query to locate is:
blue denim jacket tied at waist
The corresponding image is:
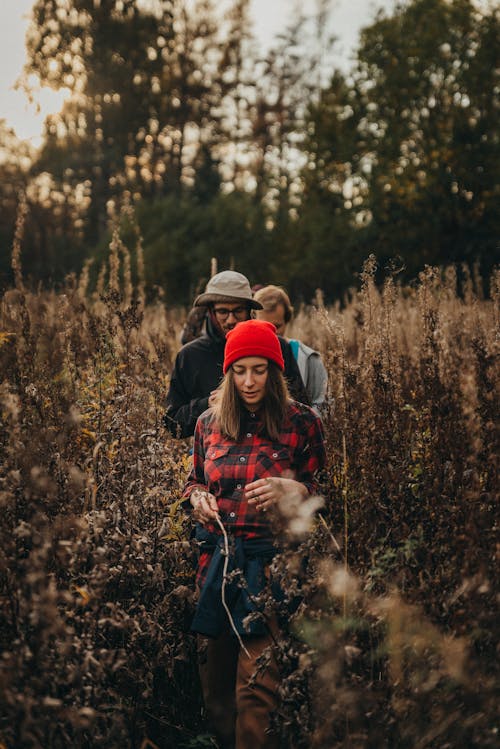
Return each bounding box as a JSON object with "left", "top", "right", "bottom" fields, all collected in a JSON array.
[{"left": 191, "top": 525, "right": 279, "bottom": 638}]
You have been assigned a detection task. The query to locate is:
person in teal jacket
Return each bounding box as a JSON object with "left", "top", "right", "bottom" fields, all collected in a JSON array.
[{"left": 253, "top": 285, "right": 328, "bottom": 416}]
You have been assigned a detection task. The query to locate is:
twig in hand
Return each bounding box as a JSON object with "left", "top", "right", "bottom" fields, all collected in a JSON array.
[{"left": 214, "top": 514, "right": 251, "bottom": 658}]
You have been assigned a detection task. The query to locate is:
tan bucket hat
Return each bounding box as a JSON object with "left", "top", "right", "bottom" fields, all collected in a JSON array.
[{"left": 194, "top": 270, "right": 263, "bottom": 309}]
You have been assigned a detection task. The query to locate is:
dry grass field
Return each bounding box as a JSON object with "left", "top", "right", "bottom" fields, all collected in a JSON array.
[{"left": 0, "top": 242, "right": 498, "bottom": 748}]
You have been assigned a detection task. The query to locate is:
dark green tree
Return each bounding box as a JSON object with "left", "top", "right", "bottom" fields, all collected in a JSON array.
[
  {"left": 282, "top": 67, "right": 367, "bottom": 299},
  {"left": 302, "top": 0, "right": 499, "bottom": 285},
  {"left": 137, "top": 189, "right": 271, "bottom": 304},
  {"left": 359, "top": 0, "right": 499, "bottom": 273},
  {"left": 25, "top": 0, "right": 230, "bottom": 248},
  {"left": 26, "top": 1, "right": 172, "bottom": 240}
]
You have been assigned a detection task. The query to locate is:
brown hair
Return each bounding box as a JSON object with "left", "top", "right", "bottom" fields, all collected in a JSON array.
[
  {"left": 253, "top": 285, "right": 294, "bottom": 324},
  {"left": 211, "top": 361, "right": 289, "bottom": 441}
]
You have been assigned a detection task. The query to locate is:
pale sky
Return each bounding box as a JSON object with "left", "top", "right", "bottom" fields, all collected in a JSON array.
[{"left": 0, "top": 0, "right": 392, "bottom": 145}]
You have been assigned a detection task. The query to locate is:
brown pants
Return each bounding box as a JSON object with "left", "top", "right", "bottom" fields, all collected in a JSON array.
[{"left": 198, "top": 623, "right": 281, "bottom": 749}]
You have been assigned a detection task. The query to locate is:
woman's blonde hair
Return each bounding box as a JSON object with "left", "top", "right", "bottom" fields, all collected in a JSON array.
[{"left": 211, "top": 361, "right": 289, "bottom": 441}]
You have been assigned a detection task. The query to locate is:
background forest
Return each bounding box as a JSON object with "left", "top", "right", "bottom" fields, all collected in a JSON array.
[{"left": 1, "top": 0, "right": 499, "bottom": 302}]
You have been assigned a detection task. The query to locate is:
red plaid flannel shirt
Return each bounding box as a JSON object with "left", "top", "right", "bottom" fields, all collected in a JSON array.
[{"left": 183, "top": 401, "right": 326, "bottom": 586}]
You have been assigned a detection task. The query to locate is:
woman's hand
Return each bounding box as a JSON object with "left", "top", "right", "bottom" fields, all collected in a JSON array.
[
  {"left": 190, "top": 489, "right": 219, "bottom": 525},
  {"left": 245, "top": 477, "right": 308, "bottom": 513}
]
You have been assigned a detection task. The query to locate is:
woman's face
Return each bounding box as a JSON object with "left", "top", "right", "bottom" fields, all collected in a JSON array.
[
  {"left": 231, "top": 356, "right": 269, "bottom": 411},
  {"left": 255, "top": 304, "right": 287, "bottom": 336}
]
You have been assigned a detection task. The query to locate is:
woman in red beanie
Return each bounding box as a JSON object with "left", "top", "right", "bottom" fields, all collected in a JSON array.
[{"left": 182, "top": 319, "right": 326, "bottom": 749}]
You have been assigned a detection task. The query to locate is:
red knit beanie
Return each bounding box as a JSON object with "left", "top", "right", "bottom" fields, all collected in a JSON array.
[{"left": 223, "top": 320, "right": 284, "bottom": 373}]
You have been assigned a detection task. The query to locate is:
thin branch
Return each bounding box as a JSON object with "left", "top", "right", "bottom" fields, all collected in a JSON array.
[{"left": 215, "top": 515, "right": 251, "bottom": 658}]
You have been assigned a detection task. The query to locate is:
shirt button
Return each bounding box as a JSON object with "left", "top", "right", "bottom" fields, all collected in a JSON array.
[
  {"left": 239, "top": 456, "right": 246, "bottom": 463},
  {"left": 272, "top": 452, "right": 278, "bottom": 458},
  {"left": 236, "top": 484, "right": 242, "bottom": 489},
  {"left": 229, "top": 512, "right": 236, "bottom": 518},
  {"left": 246, "top": 433, "right": 252, "bottom": 438},
  {"left": 250, "top": 413, "right": 256, "bottom": 418}
]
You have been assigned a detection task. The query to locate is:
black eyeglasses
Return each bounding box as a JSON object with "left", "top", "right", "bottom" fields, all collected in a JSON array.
[{"left": 213, "top": 306, "right": 249, "bottom": 321}]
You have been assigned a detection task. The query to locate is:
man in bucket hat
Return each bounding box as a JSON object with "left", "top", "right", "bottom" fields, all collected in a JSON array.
[{"left": 164, "top": 271, "right": 309, "bottom": 437}]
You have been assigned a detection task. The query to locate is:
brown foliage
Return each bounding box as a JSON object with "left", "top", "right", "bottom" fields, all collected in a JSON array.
[{"left": 0, "top": 249, "right": 498, "bottom": 748}]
